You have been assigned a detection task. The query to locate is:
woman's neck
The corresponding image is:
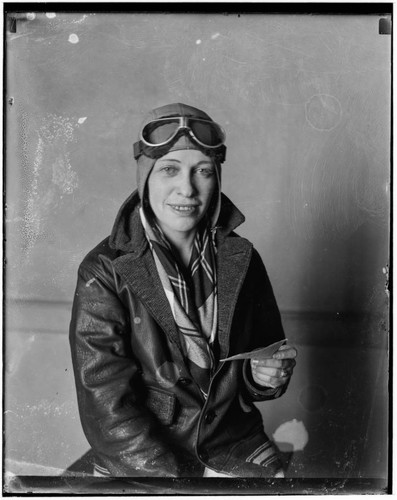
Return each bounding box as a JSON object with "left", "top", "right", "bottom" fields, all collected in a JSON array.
[
  {"left": 159, "top": 231, "right": 196, "bottom": 267},
  {"left": 166, "top": 231, "right": 196, "bottom": 268}
]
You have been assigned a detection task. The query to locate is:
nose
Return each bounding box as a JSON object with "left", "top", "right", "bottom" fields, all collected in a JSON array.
[{"left": 178, "top": 171, "right": 196, "bottom": 197}]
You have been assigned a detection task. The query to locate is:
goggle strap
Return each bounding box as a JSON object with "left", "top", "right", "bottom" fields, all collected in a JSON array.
[
  {"left": 133, "top": 141, "right": 142, "bottom": 159},
  {"left": 133, "top": 140, "right": 226, "bottom": 163}
]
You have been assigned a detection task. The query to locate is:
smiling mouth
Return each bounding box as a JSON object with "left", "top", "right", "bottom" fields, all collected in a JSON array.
[{"left": 168, "top": 204, "right": 200, "bottom": 213}]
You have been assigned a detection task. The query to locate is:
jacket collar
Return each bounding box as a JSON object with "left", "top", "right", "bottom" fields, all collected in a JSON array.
[{"left": 109, "top": 190, "right": 246, "bottom": 255}]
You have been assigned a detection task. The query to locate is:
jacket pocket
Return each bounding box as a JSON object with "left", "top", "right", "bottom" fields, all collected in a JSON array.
[{"left": 145, "top": 386, "right": 177, "bottom": 426}]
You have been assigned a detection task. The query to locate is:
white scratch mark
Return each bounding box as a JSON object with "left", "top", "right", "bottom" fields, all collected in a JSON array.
[
  {"left": 73, "top": 14, "right": 88, "bottom": 24},
  {"left": 223, "top": 54, "right": 249, "bottom": 65},
  {"left": 68, "top": 34, "right": 79, "bottom": 44},
  {"left": 305, "top": 94, "right": 342, "bottom": 131},
  {"left": 46, "top": 13, "right": 56, "bottom": 19},
  {"left": 383, "top": 265, "right": 389, "bottom": 298},
  {"left": 27, "top": 13, "right": 36, "bottom": 21},
  {"left": 5, "top": 216, "right": 24, "bottom": 223},
  {"left": 8, "top": 32, "right": 35, "bottom": 41},
  {"left": 211, "top": 33, "right": 220, "bottom": 40},
  {"left": 5, "top": 459, "right": 66, "bottom": 477},
  {"left": 52, "top": 156, "right": 78, "bottom": 194},
  {"left": 9, "top": 400, "right": 75, "bottom": 419},
  {"left": 24, "top": 137, "right": 44, "bottom": 251},
  {"left": 273, "top": 419, "right": 309, "bottom": 451},
  {"left": 22, "top": 114, "right": 79, "bottom": 256},
  {"left": 78, "top": 117, "right": 87, "bottom": 124},
  {"left": 6, "top": 334, "right": 36, "bottom": 373},
  {"left": 86, "top": 278, "right": 96, "bottom": 287},
  {"left": 4, "top": 410, "right": 19, "bottom": 417}
]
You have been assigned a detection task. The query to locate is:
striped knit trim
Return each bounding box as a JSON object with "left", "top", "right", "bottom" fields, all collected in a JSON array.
[
  {"left": 93, "top": 463, "right": 111, "bottom": 476},
  {"left": 246, "top": 441, "right": 279, "bottom": 467}
]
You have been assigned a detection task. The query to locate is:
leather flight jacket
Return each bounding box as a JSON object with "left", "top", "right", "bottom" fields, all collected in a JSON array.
[{"left": 69, "top": 191, "right": 287, "bottom": 477}]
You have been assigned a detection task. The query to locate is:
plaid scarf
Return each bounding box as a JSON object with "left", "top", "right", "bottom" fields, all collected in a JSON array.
[{"left": 139, "top": 207, "right": 218, "bottom": 397}]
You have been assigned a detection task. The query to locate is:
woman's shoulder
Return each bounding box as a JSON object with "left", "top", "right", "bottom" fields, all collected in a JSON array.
[
  {"left": 78, "top": 236, "right": 118, "bottom": 275},
  {"left": 227, "top": 232, "right": 266, "bottom": 269}
]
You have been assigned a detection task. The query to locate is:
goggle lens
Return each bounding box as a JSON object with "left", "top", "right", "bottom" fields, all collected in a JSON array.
[
  {"left": 141, "top": 119, "right": 180, "bottom": 144},
  {"left": 189, "top": 119, "right": 225, "bottom": 147}
]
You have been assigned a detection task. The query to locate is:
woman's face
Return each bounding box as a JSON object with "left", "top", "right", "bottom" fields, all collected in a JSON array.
[{"left": 147, "top": 149, "right": 217, "bottom": 243}]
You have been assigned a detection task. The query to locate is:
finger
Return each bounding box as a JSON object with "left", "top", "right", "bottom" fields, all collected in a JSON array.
[
  {"left": 251, "top": 370, "right": 286, "bottom": 388},
  {"left": 273, "top": 346, "right": 297, "bottom": 360},
  {"left": 253, "top": 359, "right": 294, "bottom": 384},
  {"left": 274, "top": 345, "right": 297, "bottom": 356},
  {"left": 251, "top": 358, "right": 283, "bottom": 369},
  {"left": 251, "top": 358, "right": 296, "bottom": 369},
  {"left": 253, "top": 365, "right": 284, "bottom": 378},
  {"left": 254, "top": 364, "right": 294, "bottom": 379}
]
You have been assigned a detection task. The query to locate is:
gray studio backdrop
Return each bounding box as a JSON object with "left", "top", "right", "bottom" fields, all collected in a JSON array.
[{"left": 5, "top": 11, "right": 390, "bottom": 482}]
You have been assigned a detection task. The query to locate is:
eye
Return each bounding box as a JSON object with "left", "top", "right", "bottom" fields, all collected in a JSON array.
[
  {"left": 161, "top": 165, "right": 178, "bottom": 175},
  {"left": 196, "top": 167, "right": 215, "bottom": 178}
]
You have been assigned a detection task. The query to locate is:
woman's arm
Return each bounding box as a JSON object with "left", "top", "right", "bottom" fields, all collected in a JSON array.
[
  {"left": 241, "top": 249, "right": 297, "bottom": 401},
  {"left": 69, "top": 262, "right": 181, "bottom": 477}
]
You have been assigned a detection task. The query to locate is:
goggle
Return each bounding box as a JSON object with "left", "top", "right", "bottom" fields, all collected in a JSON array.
[{"left": 139, "top": 116, "right": 226, "bottom": 149}]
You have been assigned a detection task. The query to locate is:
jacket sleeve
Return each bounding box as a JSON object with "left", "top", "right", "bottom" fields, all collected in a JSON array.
[
  {"left": 241, "top": 248, "right": 289, "bottom": 402},
  {"left": 69, "top": 260, "right": 182, "bottom": 477}
]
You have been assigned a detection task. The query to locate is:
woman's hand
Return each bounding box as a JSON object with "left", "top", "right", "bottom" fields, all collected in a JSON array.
[{"left": 250, "top": 344, "right": 297, "bottom": 388}]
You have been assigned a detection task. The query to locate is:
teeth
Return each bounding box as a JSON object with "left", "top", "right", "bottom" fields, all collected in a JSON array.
[{"left": 172, "top": 205, "right": 196, "bottom": 211}]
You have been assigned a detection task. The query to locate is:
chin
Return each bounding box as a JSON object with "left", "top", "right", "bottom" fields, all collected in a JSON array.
[
  {"left": 173, "top": 221, "right": 199, "bottom": 233},
  {"left": 162, "top": 216, "right": 200, "bottom": 234}
]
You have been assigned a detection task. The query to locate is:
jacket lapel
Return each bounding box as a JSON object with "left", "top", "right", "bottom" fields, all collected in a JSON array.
[
  {"left": 113, "top": 250, "right": 183, "bottom": 351},
  {"left": 216, "top": 237, "right": 253, "bottom": 360}
]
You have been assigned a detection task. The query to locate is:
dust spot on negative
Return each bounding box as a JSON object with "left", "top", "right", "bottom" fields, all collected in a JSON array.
[
  {"left": 273, "top": 419, "right": 309, "bottom": 451},
  {"left": 68, "top": 34, "right": 79, "bottom": 44}
]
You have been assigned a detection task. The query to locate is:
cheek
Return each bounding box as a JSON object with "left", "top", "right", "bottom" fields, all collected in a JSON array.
[
  {"left": 147, "top": 177, "right": 165, "bottom": 208},
  {"left": 202, "top": 179, "right": 217, "bottom": 205}
]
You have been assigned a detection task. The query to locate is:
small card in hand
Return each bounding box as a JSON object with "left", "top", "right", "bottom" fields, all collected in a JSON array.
[{"left": 220, "top": 339, "right": 287, "bottom": 362}]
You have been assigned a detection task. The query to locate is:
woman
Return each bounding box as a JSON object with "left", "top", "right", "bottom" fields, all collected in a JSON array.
[{"left": 69, "top": 103, "right": 297, "bottom": 478}]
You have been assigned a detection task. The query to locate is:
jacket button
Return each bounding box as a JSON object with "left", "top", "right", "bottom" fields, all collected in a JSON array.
[
  {"left": 178, "top": 377, "right": 192, "bottom": 386},
  {"left": 198, "top": 450, "right": 209, "bottom": 462},
  {"left": 204, "top": 410, "right": 216, "bottom": 424}
]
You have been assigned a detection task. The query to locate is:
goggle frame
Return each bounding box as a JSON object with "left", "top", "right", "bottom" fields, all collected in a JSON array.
[{"left": 139, "top": 116, "right": 226, "bottom": 149}]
